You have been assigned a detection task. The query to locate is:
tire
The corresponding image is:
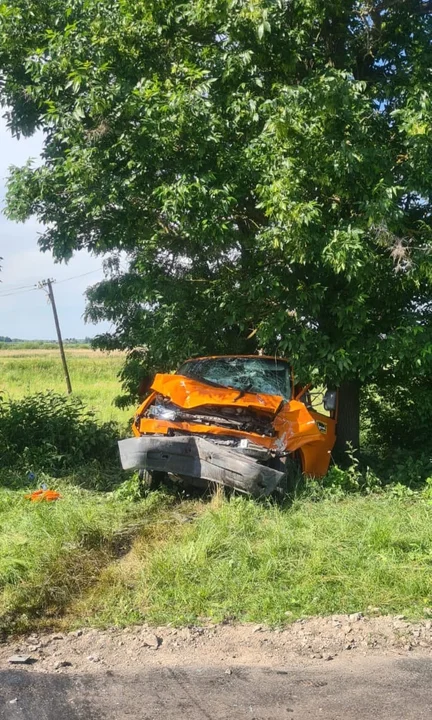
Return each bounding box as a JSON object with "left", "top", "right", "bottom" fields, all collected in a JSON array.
[
  {"left": 269, "top": 454, "right": 302, "bottom": 495},
  {"left": 138, "top": 469, "right": 166, "bottom": 491}
]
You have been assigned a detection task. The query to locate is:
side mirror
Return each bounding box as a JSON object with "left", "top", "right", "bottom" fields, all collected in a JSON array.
[{"left": 323, "top": 389, "right": 337, "bottom": 412}]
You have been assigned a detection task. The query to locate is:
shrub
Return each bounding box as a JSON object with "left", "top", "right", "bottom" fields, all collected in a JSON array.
[
  {"left": 0, "top": 392, "right": 119, "bottom": 474},
  {"left": 362, "top": 379, "right": 432, "bottom": 454}
]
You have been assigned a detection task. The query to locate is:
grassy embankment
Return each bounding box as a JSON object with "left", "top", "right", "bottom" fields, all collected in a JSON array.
[
  {"left": 1, "top": 348, "right": 432, "bottom": 635},
  {"left": 75, "top": 491, "right": 432, "bottom": 628}
]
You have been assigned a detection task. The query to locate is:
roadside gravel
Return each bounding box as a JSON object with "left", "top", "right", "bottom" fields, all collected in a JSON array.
[{"left": 1, "top": 613, "right": 431, "bottom": 675}]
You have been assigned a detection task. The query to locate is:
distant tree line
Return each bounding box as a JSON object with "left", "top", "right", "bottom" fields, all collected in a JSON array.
[{"left": 0, "top": 337, "right": 91, "bottom": 344}]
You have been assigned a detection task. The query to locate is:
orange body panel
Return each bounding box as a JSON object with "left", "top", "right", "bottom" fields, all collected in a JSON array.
[
  {"left": 299, "top": 410, "right": 336, "bottom": 477},
  {"left": 132, "top": 368, "right": 335, "bottom": 477},
  {"left": 151, "top": 373, "right": 283, "bottom": 414},
  {"left": 135, "top": 417, "right": 275, "bottom": 447},
  {"left": 135, "top": 399, "right": 324, "bottom": 455},
  {"left": 273, "top": 401, "right": 324, "bottom": 452},
  {"left": 25, "top": 489, "right": 62, "bottom": 502}
]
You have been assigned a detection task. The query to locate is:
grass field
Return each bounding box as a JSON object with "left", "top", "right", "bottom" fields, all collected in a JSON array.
[
  {"left": 1, "top": 348, "right": 432, "bottom": 635},
  {"left": 0, "top": 348, "right": 131, "bottom": 424}
]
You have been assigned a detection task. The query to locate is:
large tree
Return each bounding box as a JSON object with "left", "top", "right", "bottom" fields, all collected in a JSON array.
[{"left": 1, "top": 0, "right": 432, "bottom": 453}]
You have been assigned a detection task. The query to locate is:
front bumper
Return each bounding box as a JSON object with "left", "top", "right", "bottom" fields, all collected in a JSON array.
[{"left": 118, "top": 435, "right": 283, "bottom": 497}]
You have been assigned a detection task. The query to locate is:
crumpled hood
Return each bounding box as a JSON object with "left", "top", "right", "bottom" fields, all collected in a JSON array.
[{"left": 151, "top": 373, "right": 283, "bottom": 414}]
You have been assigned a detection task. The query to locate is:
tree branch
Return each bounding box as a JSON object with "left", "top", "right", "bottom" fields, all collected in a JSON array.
[{"left": 375, "top": 0, "right": 432, "bottom": 15}]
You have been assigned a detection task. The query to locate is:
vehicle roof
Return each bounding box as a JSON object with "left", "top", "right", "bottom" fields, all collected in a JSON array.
[{"left": 179, "top": 354, "right": 291, "bottom": 365}]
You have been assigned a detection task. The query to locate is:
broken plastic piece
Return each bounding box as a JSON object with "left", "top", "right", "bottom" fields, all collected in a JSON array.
[
  {"left": 8, "top": 655, "right": 33, "bottom": 664},
  {"left": 25, "top": 489, "right": 62, "bottom": 502}
]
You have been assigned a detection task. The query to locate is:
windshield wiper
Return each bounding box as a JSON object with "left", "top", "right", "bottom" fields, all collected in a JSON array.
[
  {"left": 180, "top": 371, "right": 258, "bottom": 398},
  {"left": 232, "top": 381, "right": 254, "bottom": 402},
  {"left": 180, "top": 373, "right": 237, "bottom": 391}
]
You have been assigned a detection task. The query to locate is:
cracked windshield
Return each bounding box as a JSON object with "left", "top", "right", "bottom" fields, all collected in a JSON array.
[{"left": 177, "top": 357, "right": 291, "bottom": 399}]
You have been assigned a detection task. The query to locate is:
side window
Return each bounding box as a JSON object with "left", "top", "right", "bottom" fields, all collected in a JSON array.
[
  {"left": 297, "top": 387, "right": 336, "bottom": 418},
  {"left": 299, "top": 389, "right": 313, "bottom": 408},
  {"left": 310, "top": 387, "right": 337, "bottom": 417}
]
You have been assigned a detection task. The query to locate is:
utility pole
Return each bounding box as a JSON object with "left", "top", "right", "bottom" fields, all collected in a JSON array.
[{"left": 39, "top": 279, "right": 72, "bottom": 394}]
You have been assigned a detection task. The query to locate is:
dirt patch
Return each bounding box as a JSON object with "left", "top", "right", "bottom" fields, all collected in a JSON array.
[{"left": 1, "top": 614, "right": 431, "bottom": 676}]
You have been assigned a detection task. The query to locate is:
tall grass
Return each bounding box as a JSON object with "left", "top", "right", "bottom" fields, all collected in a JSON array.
[
  {"left": 0, "top": 484, "right": 166, "bottom": 634},
  {"left": 76, "top": 493, "right": 432, "bottom": 628},
  {"left": 0, "top": 350, "right": 130, "bottom": 424},
  {"left": 0, "top": 342, "right": 90, "bottom": 350},
  {"left": 0, "top": 349, "right": 140, "bottom": 634}
]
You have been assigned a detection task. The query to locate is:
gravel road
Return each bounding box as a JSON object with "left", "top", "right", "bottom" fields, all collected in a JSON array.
[{"left": 1, "top": 615, "right": 431, "bottom": 719}]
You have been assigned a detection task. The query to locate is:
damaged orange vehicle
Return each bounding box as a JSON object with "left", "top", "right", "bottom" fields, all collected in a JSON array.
[{"left": 118, "top": 355, "right": 338, "bottom": 497}]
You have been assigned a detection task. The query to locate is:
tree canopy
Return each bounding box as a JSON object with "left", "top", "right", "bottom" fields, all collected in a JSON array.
[{"left": 1, "top": 0, "right": 432, "bottom": 443}]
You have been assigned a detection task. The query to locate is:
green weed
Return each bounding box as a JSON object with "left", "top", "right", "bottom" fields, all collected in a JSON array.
[{"left": 1, "top": 349, "right": 432, "bottom": 636}]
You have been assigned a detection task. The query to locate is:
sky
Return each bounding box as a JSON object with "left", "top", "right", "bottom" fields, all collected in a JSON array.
[{"left": 0, "top": 117, "right": 112, "bottom": 339}]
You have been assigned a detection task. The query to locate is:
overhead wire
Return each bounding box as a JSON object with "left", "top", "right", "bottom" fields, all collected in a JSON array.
[
  {"left": 0, "top": 281, "right": 40, "bottom": 291},
  {"left": 54, "top": 267, "right": 105, "bottom": 284},
  {"left": 0, "top": 267, "right": 104, "bottom": 298},
  {"left": 0, "top": 285, "right": 39, "bottom": 298}
]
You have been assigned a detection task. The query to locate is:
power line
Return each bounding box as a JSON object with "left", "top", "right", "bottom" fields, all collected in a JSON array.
[
  {"left": 55, "top": 267, "right": 104, "bottom": 284},
  {"left": 0, "top": 285, "right": 39, "bottom": 298},
  {"left": 0, "top": 281, "right": 40, "bottom": 290},
  {"left": 0, "top": 267, "right": 104, "bottom": 298}
]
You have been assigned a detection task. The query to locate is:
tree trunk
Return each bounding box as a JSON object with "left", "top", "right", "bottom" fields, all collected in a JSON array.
[{"left": 334, "top": 380, "right": 361, "bottom": 466}]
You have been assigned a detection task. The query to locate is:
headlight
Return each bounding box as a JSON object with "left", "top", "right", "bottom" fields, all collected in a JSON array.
[{"left": 147, "top": 403, "right": 178, "bottom": 421}]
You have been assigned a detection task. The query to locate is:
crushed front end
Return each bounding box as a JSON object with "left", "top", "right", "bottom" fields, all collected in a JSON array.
[{"left": 118, "top": 356, "right": 333, "bottom": 496}]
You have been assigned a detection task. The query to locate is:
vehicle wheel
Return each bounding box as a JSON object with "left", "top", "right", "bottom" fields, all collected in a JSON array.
[
  {"left": 269, "top": 454, "right": 302, "bottom": 495},
  {"left": 138, "top": 469, "right": 165, "bottom": 491}
]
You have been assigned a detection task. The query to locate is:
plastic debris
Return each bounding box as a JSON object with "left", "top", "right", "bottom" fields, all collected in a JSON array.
[
  {"left": 25, "top": 489, "right": 62, "bottom": 502},
  {"left": 8, "top": 655, "right": 33, "bottom": 664}
]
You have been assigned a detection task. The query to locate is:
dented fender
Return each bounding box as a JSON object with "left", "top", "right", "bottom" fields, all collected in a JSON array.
[{"left": 273, "top": 400, "right": 324, "bottom": 453}]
